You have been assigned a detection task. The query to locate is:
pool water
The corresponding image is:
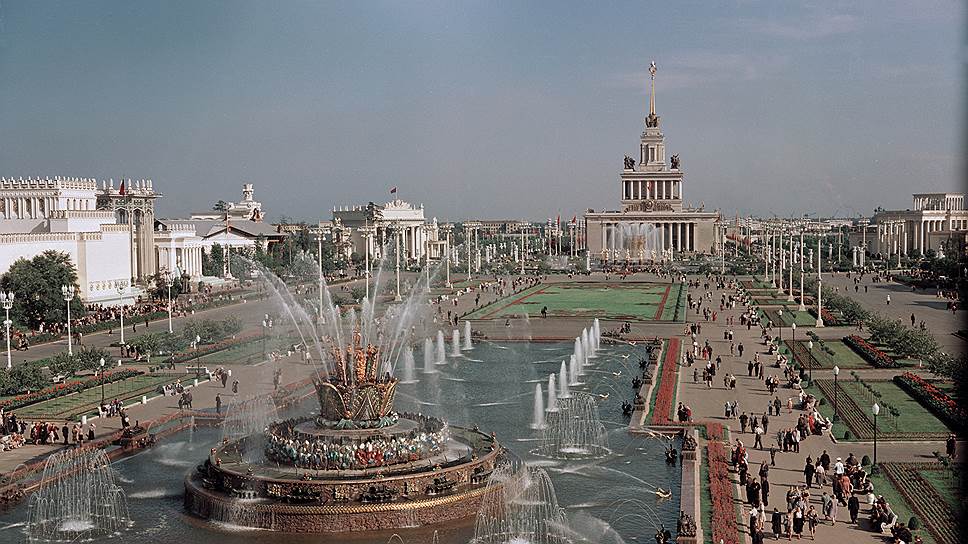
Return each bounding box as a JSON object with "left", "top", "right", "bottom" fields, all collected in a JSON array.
[{"left": 1, "top": 341, "right": 681, "bottom": 543}]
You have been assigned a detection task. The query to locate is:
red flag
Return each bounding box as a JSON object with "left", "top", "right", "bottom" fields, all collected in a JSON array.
[
  {"left": 118, "top": 180, "right": 126, "bottom": 196},
  {"left": 389, "top": 186, "right": 397, "bottom": 195},
  {"left": 572, "top": 215, "right": 577, "bottom": 223},
  {"left": 556, "top": 214, "right": 560, "bottom": 227}
]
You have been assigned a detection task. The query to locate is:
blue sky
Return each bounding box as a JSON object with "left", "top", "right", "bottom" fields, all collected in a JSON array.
[{"left": 0, "top": 1, "right": 963, "bottom": 222}]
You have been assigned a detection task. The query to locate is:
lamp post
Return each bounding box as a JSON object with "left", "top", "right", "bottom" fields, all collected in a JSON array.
[
  {"left": 315, "top": 229, "right": 324, "bottom": 323},
  {"left": 99, "top": 357, "right": 106, "bottom": 405},
  {"left": 262, "top": 313, "right": 271, "bottom": 359},
  {"left": 807, "top": 339, "right": 814, "bottom": 383},
  {"left": 62, "top": 285, "right": 75, "bottom": 356},
  {"left": 467, "top": 226, "right": 473, "bottom": 282},
  {"left": 164, "top": 271, "right": 174, "bottom": 334},
  {"left": 790, "top": 323, "right": 797, "bottom": 372},
  {"left": 777, "top": 309, "right": 783, "bottom": 343},
  {"left": 816, "top": 234, "right": 825, "bottom": 328},
  {"left": 832, "top": 365, "right": 840, "bottom": 422},
  {"left": 872, "top": 402, "right": 880, "bottom": 471},
  {"left": 1, "top": 292, "right": 13, "bottom": 370},
  {"left": 788, "top": 234, "right": 795, "bottom": 302},
  {"left": 798, "top": 226, "right": 806, "bottom": 311},
  {"left": 394, "top": 222, "right": 402, "bottom": 302},
  {"left": 117, "top": 283, "right": 127, "bottom": 347},
  {"left": 194, "top": 334, "right": 201, "bottom": 381}
]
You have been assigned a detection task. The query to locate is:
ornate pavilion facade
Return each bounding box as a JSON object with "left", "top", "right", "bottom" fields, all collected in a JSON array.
[{"left": 584, "top": 63, "right": 720, "bottom": 265}]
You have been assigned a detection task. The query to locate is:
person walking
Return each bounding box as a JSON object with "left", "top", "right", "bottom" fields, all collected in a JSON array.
[
  {"left": 821, "top": 492, "right": 834, "bottom": 523},
  {"left": 232, "top": 380, "right": 239, "bottom": 395},
  {"left": 87, "top": 422, "right": 95, "bottom": 441},
  {"left": 216, "top": 394, "right": 222, "bottom": 415},
  {"left": 771, "top": 508, "right": 783, "bottom": 540},
  {"left": 804, "top": 459, "right": 816, "bottom": 489},
  {"left": 806, "top": 505, "right": 819, "bottom": 539},
  {"left": 847, "top": 494, "right": 860, "bottom": 524}
]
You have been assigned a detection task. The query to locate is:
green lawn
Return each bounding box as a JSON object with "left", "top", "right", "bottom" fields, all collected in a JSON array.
[
  {"left": 14, "top": 373, "right": 181, "bottom": 421},
  {"left": 793, "top": 338, "right": 870, "bottom": 369},
  {"left": 466, "top": 282, "right": 678, "bottom": 322},
  {"left": 195, "top": 339, "right": 268, "bottom": 365},
  {"left": 809, "top": 379, "right": 953, "bottom": 440},
  {"left": 870, "top": 470, "right": 937, "bottom": 544},
  {"left": 918, "top": 468, "right": 959, "bottom": 513},
  {"left": 759, "top": 307, "right": 816, "bottom": 327}
]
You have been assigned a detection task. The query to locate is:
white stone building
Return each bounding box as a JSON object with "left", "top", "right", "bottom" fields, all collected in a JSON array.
[
  {"left": 332, "top": 200, "right": 443, "bottom": 262},
  {"left": 155, "top": 184, "right": 286, "bottom": 278},
  {"left": 584, "top": 64, "right": 720, "bottom": 263},
  {"left": 0, "top": 176, "right": 133, "bottom": 302},
  {"left": 871, "top": 193, "right": 968, "bottom": 257}
]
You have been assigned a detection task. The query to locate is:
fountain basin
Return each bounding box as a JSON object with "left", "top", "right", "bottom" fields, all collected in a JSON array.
[{"left": 184, "top": 424, "right": 507, "bottom": 533}]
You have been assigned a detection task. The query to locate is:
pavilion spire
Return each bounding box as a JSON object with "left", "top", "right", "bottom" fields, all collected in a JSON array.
[{"left": 648, "top": 60, "right": 657, "bottom": 116}]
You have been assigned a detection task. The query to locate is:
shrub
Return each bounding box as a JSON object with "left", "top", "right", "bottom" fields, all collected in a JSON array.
[
  {"left": 817, "top": 398, "right": 825, "bottom": 406},
  {"left": 861, "top": 455, "right": 871, "bottom": 466},
  {"left": 843, "top": 430, "right": 852, "bottom": 440},
  {"left": 908, "top": 517, "right": 919, "bottom": 530}
]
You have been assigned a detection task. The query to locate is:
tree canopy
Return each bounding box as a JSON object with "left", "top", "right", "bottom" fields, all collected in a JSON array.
[{"left": 0, "top": 250, "right": 85, "bottom": 328}]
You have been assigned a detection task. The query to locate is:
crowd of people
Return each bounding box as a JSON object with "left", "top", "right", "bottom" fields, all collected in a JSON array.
[
  {"left": 0, "top": 409, "right": 97, "bottom": 452},
  {"left": 264, "top": 414, "right": 447, "bottom": 470}
]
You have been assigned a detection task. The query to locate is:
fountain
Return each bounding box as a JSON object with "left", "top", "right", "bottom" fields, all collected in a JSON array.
[
  {"left": 184, "top": 256, "right": 506, "bottom": 533},
  {"left": 574, "top": 338, "right": 587, "bottom": 376},
  {"left": 451, "top": 329, "right": 461, "bottom": 357},
  {"left": 221, "top": 394, "right": 279, "bottom": 442},
  {"left": 435, "top": 330, "right": 447, "bottom": 364},
  {"left": 536, "top": 392, "right": 609, "bottom": 459},
  {"left": 583, "top": 328, "right": 594, "bottom": 359},
  {"left": 27, "top": 448, "right": 130, "bottom": 543},
  {"left": 546, "top": 374, "right": 558, "bottom": 413},
  {"left": 593, "top": 318, "right": 601, "bottom": 350},
  {"left": 473, "top": 463, "right": 567, "bottom": 544},
  {"left": 558, "top": 362, "right": 570, "bottom": 399},
  {"left": 462, "top": 320, "right": 473, "bottom": 350},
  {"left": 568, "top": 354, "right": 581, "bottom": 386},
  {"left": 422, "top": 338, "right": 436, "bottom": 374},
  {"left": 531, "top": 383, "right": 546, "bottom": 429},
  {"left": 400, "top": 346, "right": 417, "bottom": 383}
]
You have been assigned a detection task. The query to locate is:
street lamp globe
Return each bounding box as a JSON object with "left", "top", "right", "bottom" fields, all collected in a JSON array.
[
  {"left": 872, "top": 402, "right": 880, "bottom": 416},
  {"left": 99, "top": 357, "right": 105, "bottom": 368},
  {"left": 833, "top": 365, "right": 839, "bottom": 376},
  {"left": 808, "top": 340, "right": 813, "bottom": 351}
]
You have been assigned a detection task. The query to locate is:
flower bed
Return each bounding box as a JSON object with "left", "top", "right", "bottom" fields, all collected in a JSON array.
[
  {"left": 0, "top": 369, "right": 143, "bottom": 411},
  {"left": 843, "top": 335, "right": 896, "bottom": 368},
  {"left": 894, "top": 373, "right": 966, "bottom": 432},
  {"left": 707, "top": 439, "right": 740, "bottom": 544},
  {"left": 650, "top": 338, "right": 680, "bottom": 424},
  {"left": 808, "top": 307, "right": 840, "bottom": 326}
]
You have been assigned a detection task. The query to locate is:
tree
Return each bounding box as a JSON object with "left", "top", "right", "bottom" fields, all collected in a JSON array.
[
  {"left": 0, "top": 250, "right": 85, "bottom": 328},
  {"left": 212, "top": 200, "right": 229, "bottom": 212},
  {"left": 202, "top": 245, "right": 224, "bottom": 277},
  {"left": 149, "top": 272, "right": 185, "bottom": 301}
]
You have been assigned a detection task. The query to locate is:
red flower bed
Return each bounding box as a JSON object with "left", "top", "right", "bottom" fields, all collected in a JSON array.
[
  {"left": 708, "top": 440, "right": 740, "bottom": 544},
  {"left": 894, "top": 372, "right": 965, "bottom": 431},
  {"left": 651, "top": 338, "right": 680, "bottom": 424},
  {"left": 843, "top": 335, "right": 896, "bottom": 368}
]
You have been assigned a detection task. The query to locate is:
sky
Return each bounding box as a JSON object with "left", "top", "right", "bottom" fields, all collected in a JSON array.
[{"left": 0, "top": 1, "right": 964, "bottom": 222}]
